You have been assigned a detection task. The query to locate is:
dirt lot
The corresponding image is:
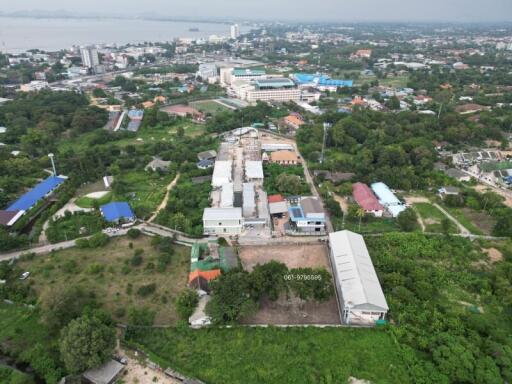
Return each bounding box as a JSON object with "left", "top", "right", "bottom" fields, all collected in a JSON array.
[
  {"left": 461, "top": 207, "right": 496, "bottom": 235},
  {"left": 242, "top": 295, "right": 340, "bottom": 325},
  {"left": 240, "top": 244, "right": 340, "bottom": 325},
  {"left": 239, "top": 244, "right": 330, "bottom": 271}
]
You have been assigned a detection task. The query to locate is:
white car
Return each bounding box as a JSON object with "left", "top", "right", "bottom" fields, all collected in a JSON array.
[{"left": 19, "top": 272, "right": 30, "bottom": 280}]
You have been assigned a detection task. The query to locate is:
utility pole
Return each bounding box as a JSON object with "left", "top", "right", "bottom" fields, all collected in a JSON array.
[
  {"left": 48, "top": 153, "right": 57, "bottom": 176},
  {"left": 320, "top": 122, "right": 331, "bottom": 164}
]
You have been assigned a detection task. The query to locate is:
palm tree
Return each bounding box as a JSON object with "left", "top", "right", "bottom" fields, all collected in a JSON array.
[{"left": 356, "top": 208, "right": 366, "bottom": 232}]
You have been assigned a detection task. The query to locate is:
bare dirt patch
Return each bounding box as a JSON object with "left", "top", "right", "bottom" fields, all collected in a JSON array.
[
  {"left": 461, "top": 208, "right": 496, "bottom": 235},
  {"left": 483, "top": 247, "right": 503, "bottom": 263},
  {"left": 242, "top": 295, "right": 340, "bottom": 325},
  {"left": 239, "top": 244, "right": 330, "bottom": 271}
]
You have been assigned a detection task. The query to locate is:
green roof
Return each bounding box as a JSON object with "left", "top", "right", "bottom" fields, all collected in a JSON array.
[
  {"left": 233, "top": 68, "right": 266, "bottom": 76},
  {"left": 190, "top": 243, "right": 238, "bottom": 273}
]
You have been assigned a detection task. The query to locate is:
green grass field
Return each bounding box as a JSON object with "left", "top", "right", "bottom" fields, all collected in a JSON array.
[
  {"left": 125, "top": 326, "right": 410, "bottom": 384},
  {"left": 344, "top": 218, "right": 400, "bottom": 234},
  {"left": 75, "top": 191, "right": 113, "bottom": 208},
  {"left": 439, "top": 205, "right": 495, "bottom": 235},
  {"left": 413, "top": 203, "right": 459, "bottom": 233},
  {"left": 190, "top": 100, "right": 231, "bottom": 115},
  {"left": 17, "top": 236, "right": 190, "bottom": 325}
]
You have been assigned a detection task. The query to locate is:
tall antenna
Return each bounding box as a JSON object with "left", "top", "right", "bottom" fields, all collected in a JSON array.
[{"left": 320, "top": 122, "right": 331, "bottom": 164}]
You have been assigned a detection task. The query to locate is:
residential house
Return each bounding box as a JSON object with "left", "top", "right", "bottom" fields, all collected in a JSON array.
[{"left": 270, "top": 150, "right": 301, "bottom": 166}]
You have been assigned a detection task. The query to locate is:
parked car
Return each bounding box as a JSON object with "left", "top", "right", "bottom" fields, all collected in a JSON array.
[{"left": 19, "top": 272, "right": 30, "bottom": 280}]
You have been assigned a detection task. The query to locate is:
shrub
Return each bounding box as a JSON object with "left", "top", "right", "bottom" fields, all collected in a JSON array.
[
  {"left": 137, "top": 283, "right": 156, "bottom": 297},
  {"left": 175, "top": 289, "right": 199, "bottom": 320},
  {"left": 127, "top": 228, "right": 141, "bottom": 239}
]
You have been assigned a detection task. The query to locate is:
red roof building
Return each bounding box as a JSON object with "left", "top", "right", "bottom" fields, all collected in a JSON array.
[
  {"left": 352, "top": 183, "right": 384, "bottom": 217},
  {"left": 268, "top": 194, "right": 285, "bottom": 203}
]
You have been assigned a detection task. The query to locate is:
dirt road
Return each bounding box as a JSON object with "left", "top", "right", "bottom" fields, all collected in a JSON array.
[{"left": 147, "top": 173, "right": 180, "bottom": 223}]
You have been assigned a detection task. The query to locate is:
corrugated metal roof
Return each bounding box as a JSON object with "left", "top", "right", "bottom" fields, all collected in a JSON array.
[
  {"left": 7, "top": 176, "right": 66, "bottom": 212},
  {"left": 212, "top": 160, "right": 232, "bottom": 187},
  {"left": 370, "top": 182, "right": 406, "bottom": 218},
  {"left": 203, "top": 208, "right": 242, "bottom": 221},
  {"left": 352, "top": 183, "right": 383, "bottom": 212},
  {"left": 100, "top": 202, "right": 135, "bottom": 222},
  {"left": 329, "top": 230, "right": 388, "bottom": 311},
  {"left": 220, "top": 183, "right": 234, "bottom": 208},
  {"left": 245, "top": 161, "right": 263, "bottom": 179}
]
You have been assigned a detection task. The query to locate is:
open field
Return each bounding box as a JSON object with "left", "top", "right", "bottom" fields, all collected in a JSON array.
[
  {"left": 344, "top": 218, "right": 400, "bottom": 234},
  {"left": 190, "top": 99, "right": 231, "bottom": 115},
  {"left": 17, "top": 236, "right": 190, "bottom": 326},
  {"left": 440, "top": 205, "right": 496, "bottom": 235},
  {"left": 413, "top": 202, "right": 459, "bottom": 233},
  {"left": 125, "top": 326, "right": 410, "bottom": 384},
  {"left": 240, "top": 244, "right": 330, "bottom": 271}
]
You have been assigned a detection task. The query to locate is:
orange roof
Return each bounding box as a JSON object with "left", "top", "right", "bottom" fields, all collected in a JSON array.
[
  {"left": 154, "top": 95, "right": 167, "bottom": 103},
  {"left": 142, "top": 101, "right": 155, "bottom": 109},
  {"left": 270, "top": 150, "right": 299, "bottom": 162},
  {"left": 188, "top": 269, "right": 221, "bottom": 284},
  {"left": 285, "top": 115, "right": 305, "bottom": 126}
]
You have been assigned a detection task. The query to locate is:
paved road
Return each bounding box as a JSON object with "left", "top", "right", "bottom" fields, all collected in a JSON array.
[
  {"left": 0, "top": 227, "right": 131, "bottom": 261},
  {"left": 263, "top": 131, "right": 335, "bottom": 233}
]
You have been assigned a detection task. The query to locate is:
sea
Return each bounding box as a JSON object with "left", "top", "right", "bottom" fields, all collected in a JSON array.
[{"left": 0, "top": 17, "right": 247, "bottom": 53}]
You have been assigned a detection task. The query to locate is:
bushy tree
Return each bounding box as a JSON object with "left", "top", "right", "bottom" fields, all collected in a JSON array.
[
  {"left": 59, "top": 315, "right": 115, "bottom": 374},
  {"left": 397, "top": 208, "right": 419, "bottom": 232},
  {"left": 175, "top": 289, "right": 199, "bottom": 320}
]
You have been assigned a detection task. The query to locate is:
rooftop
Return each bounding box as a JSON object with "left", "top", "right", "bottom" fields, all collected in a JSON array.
[
  {"left": 203, "top": 207, "right": 242, "bottom": 221},
  {"left": 7, "top": 175, "right": 66, "bottom": 212},
  {"left": 352, "top": 183, "right": 383, "bottom": 212},
  {"left": 100, "top": 202, "right": 135, "bottom": 222},
  {"left": 329, "top": 230, "right": 388, "bottom": 312}
]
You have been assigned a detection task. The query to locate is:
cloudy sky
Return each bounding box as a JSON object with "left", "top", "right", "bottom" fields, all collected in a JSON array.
[{"left": 2, "top": 0, "right": 512, "bottom": 22}]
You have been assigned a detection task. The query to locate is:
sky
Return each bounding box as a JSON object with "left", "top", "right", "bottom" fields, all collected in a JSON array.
[{"left": 1, "top": 0, "right": 512, "bottom": 23}]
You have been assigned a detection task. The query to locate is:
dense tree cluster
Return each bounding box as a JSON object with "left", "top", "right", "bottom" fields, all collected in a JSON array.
[
  {"left": 367, "top": 233, "right": 512, "bottom": 383},
  {"left": 207, "top": 262, "right": 333, "bottom": 324}
]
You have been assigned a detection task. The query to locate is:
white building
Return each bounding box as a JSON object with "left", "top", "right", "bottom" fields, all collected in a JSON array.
[
  {"left": 19, "top": 81, "right": 49, "bottom": 92},
  {"left": 245, "top": 160, "right": 264, "bottom": 182},
  {"left": 242, "top": 183, "right": 256, "bottom": 217},
  {"left": 80, "top": 46, "right": 100, "bottom": 69},
  {"left": 220, "top": 183, "right": 234, "bottom": 208},
  {"left": 197, "top": 63, "right": 218, "bottom": 81},
  {"left": 370, "top": 182, "right": 406, "bottom": 218},
  {"left": 212, "top": 161, "right": 233, "bottom": 187},
  {"left": 203, "top": 208, "right": 244, "bottom": 235},
  {"left": 230, "top": 24, "right": 241, "bottom": 40},
  {"left": 329, "top": 230, "right": 389, "bottom": 325}
]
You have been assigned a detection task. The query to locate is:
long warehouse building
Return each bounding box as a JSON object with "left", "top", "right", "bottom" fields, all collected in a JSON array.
[{"left": 328, "top": 230, "right": 389, "bottom": 325}]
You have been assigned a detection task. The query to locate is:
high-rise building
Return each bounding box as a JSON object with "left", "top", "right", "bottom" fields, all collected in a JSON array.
[
  {"left": 80, "top": 46, "right": 100, "bottom": 68},
  {"left": 230, "top": 24, "right": 240, "bottom": 40}
]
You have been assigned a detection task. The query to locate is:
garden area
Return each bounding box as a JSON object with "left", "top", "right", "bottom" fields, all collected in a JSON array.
[{"left": 263, "top": 163, "right": 311, "bottom": 196}]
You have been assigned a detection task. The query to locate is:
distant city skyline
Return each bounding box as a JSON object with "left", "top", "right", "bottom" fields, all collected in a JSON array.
[{"left": 1, "top": 0, "right": 512, "bottom": 23}]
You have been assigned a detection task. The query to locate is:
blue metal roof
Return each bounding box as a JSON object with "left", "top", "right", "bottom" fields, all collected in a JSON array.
[
  {"left": 7, "top": 176, "right": 66, "bottom": 212},
  {"left": 128, "top": 109, "right": 144, "bottom": 119},
  {"left": 100, "top": 202, "right": 135, "bottom": 222},
  {"left": 288, "top": 206, "right": 305, "bottom": 222},
  {"left": 292, "top": 73, "right": 353, "bottom": 87}
]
